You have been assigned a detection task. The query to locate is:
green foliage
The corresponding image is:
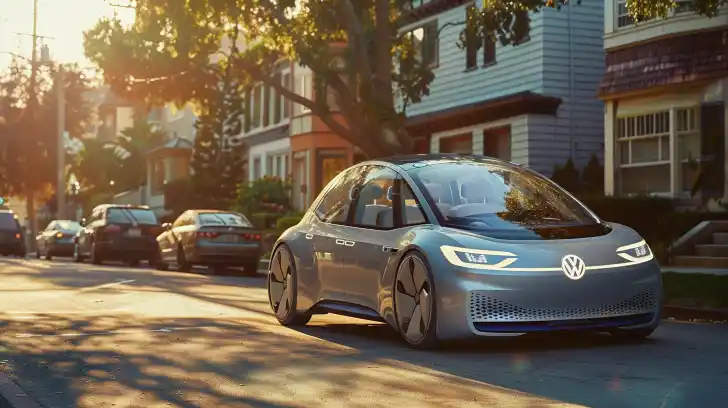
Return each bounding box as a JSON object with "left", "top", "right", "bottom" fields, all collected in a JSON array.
[
  {"left": 551, "top": 157, "right": 580, "bottom": 193},
  {"left": 163, "top": 178, "right": 195, "bottom": 218},
  {"left": 235, "top": 176, "right": 292, "bottom": 216},
  {"left": 276, "top": 215, "right": 303, "bottom": 232},
  {"left": 580, "top": 154, "right": 604, "bottom": 196},
  {"left": 0, "top": 58, "right": 91, "bottom": 199}
]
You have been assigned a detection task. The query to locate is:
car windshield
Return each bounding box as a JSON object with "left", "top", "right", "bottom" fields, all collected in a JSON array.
[
  {"left": 199, "top": 213, "right": 253, "bottom": 227},
  {"left": 408, "top": 160, "right": 600, "bottom": 231},
  {"left": 56, "top": 221, "right": 81, "bottom": 232},
  {"left": 0, "top": 213, "right": 20, "bottom": 231},
  {"left": 107, "top": 208, "right": 159, "bottom": 225}
]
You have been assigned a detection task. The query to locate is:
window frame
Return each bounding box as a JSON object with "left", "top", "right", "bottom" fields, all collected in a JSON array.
[
  {"left": 313, "top": 165, "right": 371, "bottom": 225},
  {"left": 407, "top": 19, "right": 439, "bottom": 69}
]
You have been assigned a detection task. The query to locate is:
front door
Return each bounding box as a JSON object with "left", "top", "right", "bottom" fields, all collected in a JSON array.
[{"left": 700, "top": 102, "right": 726, "bottom": 198}]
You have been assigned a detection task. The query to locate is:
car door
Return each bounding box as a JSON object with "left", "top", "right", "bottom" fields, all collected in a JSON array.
[
  {"left": 79, "top": 209, "right": 102, "bottom": 255},
  {"left": 310, "top": 165, "right": 370, "bottom": 302},
  {"left": 339, "top": 166, "right": 430, "bottom": 310}
]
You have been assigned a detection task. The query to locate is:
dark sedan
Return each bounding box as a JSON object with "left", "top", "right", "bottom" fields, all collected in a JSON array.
[
  {"left": 36, "top": 220, "right": 82, "bottom": 259},
  {"left": 0, "top": 209, "right": 25, "bottom": 257}
]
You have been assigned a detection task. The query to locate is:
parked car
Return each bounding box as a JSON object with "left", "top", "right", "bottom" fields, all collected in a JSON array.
[
  {"left": 35, "top": 220, "right": 82, "bottom": 259},
  {"left": 0, "top": 209, "right": 25, "bottom": 257},
  {"left": 73, "top": 204, "right": 163, "bottom": 266},
  {"left": 155, "top": 209, "right": 262, "bottom": 275},
  {"left": 266, "top": 154, "right": 662, "bottom": 349}
]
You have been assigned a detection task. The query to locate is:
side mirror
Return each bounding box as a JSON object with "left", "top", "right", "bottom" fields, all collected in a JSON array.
[
  {"left": 162, "top": 223, "right": 172, "bottom": 231},
  {"left": 79, "top": 218, "right": 87, "bottom": 227}
]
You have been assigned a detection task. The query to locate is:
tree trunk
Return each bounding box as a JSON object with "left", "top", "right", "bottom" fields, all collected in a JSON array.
[{"left": 24, "top": 189, "right": 36, "bottom": 253}]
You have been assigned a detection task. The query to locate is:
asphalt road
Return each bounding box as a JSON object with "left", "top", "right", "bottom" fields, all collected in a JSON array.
[{"left": 0, "top": 258, "right": 726, "bottom": 408}]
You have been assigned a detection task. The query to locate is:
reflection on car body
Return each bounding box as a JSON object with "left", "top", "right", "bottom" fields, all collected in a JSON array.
[
  {"left": 155, "top": 209, "right": 262, "bottom": 275},
  {"left": 266, "top": 154, "right": 662, "bottom": 349}
]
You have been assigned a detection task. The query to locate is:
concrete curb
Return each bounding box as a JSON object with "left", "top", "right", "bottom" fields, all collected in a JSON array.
[
  {"left": 0, "top": 370, "right": 42, "bottom": 408},
  {"left": 662, "top": 305, "right": 728, "bottom": 322}
]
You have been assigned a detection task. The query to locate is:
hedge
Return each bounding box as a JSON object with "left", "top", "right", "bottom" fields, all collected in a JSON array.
[{"left": 663, "top": 272, "right": 728, "bottom": 309}]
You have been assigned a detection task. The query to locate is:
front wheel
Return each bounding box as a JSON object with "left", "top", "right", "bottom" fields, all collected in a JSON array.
[
  {"left": 609, "top": 327, "right": 656, "bottom": 343},
  {"left": 90, "top": 242, "right": 103, "bottom": 265},
  {"left": 268, "top": 245, "right": 311, "bottom": 326},
  {"left": 176, "top": 245, "right": 192, "bottom": 272},
  {"left": 393, "top": 251, "right": 439, "bottom": 350}
]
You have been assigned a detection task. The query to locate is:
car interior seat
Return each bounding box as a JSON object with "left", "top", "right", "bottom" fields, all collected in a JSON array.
[{"left": 355, "top": 183, "right": 389, "bottom": 226}]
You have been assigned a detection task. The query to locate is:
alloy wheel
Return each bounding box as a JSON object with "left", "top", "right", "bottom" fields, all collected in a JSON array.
[
  {"left": 268, "top": 247, "right": 294, "bottom": 321},
  {"left": 395, "top": 254, "right": 434, "bottom": 344}
]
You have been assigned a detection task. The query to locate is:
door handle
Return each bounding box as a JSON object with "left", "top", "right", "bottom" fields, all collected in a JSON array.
[
  {"left": 305, "top": 234, "right": 313, "bottom": 240},
  {"left": 335, "top": 239, "right": 345, "bottom": 246},
  {"left": 344, "top": 240, "right": 355, "bottom": 247},
  {"left": 382, "top": 246, "right": 398, "bottom": 253}
]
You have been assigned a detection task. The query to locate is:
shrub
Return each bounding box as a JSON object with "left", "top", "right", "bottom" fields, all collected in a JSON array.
[
  {"left": 276, "top": 215, "right": 303, "bottom": 232},
  {"left": 235, "top": 176, "right": 292, "bottom": 216},
  {"left": 251, "top": 212, "right": 280, "bottom": 229}
]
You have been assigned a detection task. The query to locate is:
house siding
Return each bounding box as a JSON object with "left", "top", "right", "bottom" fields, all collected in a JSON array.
[
  {"left": 528, "top": 5, "right": 606, "bottom": 175},
  {"left": 403, "top": 5, "right": 545, "bottom": 117},
  {"left": 402, "top": 3, "right": 604, "bottom": 176}
]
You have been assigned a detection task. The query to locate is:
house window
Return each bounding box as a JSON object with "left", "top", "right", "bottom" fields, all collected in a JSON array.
[
  {"left": 408, "top": 20, "right": 439, "bottom": 68},
  {"left": 282, "top": 73, "right": 291, "bottom": 118},
  {"left": 263, "top": 84, "right": 271, "bottom": 127},
  {"left": 465, "top": 7, "right": 478, "bottom": 70},
  {"left": 512, "top": 10, "right": 531, "bottom": 45},
  {"left": 483, "top": 35, "right": 496, "bottom": 66},
  {"left": 439, "top": 134, "right": 472, "bottom": 154},
  {"left": 251, "top": 85, "right": 262, "bottom": 129},
  {"left": 273, "top": 73, "right": 282, "bottom": 124},
  {"left": 253, "top": 157, "right": 261, "bottom": 180},
  {"left": 617, "top": 110, "right": 671, "bottom": 194},
  {"left": 483, "top": 126, "right": 511, "bottom": 161}
]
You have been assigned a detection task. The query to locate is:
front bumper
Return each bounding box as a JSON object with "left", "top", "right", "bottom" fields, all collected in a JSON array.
[
  {"left": 435, "top": 261, "right": 662, "bottom": 340},
  {"left": 187, "top": 242, "right": 261, "bottom": 265}
]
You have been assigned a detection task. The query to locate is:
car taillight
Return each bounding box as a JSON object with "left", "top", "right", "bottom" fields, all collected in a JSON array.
[
  {"left": 15, "top": 233, "right": 21, "bottom": 240},
  {"left": 197, "top": 232, "right": 219, "bottom": 239},
  {"left": 55, "top": 232, "right": 64, "bottom": 239},
  {"left": 105, "top": 225, "right": 121, "bottom": 234},
  {"left": 240, "top": 233, "right": 261, "bottom": 241}
]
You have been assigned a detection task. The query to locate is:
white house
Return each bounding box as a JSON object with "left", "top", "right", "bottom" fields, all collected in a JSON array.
[
  {"left": 402, "top": 0, "right": 606, "bottom": 175},
  {"left": 599, "top": 1, "right": 728, "bottom": 201}
]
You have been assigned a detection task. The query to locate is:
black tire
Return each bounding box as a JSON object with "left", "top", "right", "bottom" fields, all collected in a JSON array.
[
  {"left": 268, "top": 244, "right": 311, "bottom": 326},
  {"left": 177, "top": 244, "right": 192, "bottom": 272},
  {"left": 393, "top": 251, "right": 439, "bottom": 350},
  {"left": 35, "top": 249, "right": 40, "bottom": 259},
  {"left": 90, "top": 242, "right": 103, "bottom": 265},
  {"left": 152, "top": 250, "right": 168, "bottom": 271},
  {"left": 45, "top": 250, "right": 53, "bottom": 261},
  {"left": 73, "top": 243, "right": 84, "bottom": 263},
  {"left": 240, "top": 259, "right": 261, "bottom": 277},
  {"left": 609, "top": 327, "right": 656, "bottom": 342}
]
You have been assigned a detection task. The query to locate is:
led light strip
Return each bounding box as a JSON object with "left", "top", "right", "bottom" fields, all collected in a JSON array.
[{"left": 440, "top": 243, "right": 654, "bottom": 272}]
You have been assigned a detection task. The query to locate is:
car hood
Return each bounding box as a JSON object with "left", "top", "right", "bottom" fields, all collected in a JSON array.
[{"left": 436, "top": 223, "right": 650, "bottom": 272}]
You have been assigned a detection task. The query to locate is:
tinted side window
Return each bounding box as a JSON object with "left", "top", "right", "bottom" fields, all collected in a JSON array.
[
  {"left": 401, "top": 183, "right": 427, "bottom": 226},
  {"left": 315, "top": 166, "right": 370, "bottom": 224},
  {"left": 351, "top": 167, "right": 398, "bottom": 229},
  {"left": 0, "top": 213, "right": 20, "bottom": 231}
]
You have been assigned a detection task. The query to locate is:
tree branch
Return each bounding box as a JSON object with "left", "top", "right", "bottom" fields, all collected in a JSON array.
[{"left": 336, "top": 0, "right": 374, "bottom": 87}]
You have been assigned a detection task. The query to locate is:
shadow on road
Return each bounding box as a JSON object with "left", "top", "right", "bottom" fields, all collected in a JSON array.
[{"left": 2, "top": 259, "right": 728, "bottom": 407}]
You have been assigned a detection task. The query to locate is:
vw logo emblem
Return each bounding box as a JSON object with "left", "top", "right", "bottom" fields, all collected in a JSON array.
[{"left": 561, "top": 254, "right": 586, "bottom": 280}]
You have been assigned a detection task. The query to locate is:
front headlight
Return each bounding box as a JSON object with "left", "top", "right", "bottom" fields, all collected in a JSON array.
[
  {"left": 440, "top": 245, "right": 518, "bottom": 270},
  {"left": 616, "top": 240, "right": 653, "bottom": 262}
]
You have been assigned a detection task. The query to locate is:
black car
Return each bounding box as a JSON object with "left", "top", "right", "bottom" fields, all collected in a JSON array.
[
  {"left": 73, "top": 204, "right": 164, "bottom": 266},
  {"left": 0, "top": 209, "right": 25, "bottom": 257},
  {"left": 35, "top": 220, "right": 83, "bottom": 259}
]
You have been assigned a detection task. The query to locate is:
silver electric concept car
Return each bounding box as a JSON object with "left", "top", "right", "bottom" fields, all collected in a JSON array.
[{"left": 267, "top": 155, "right": 662, "bottom": 349}]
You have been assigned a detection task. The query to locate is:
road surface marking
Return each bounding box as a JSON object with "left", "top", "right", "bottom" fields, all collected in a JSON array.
[
  {"left": 13, "top": 326, "right": 213, "bottom": 339},
  {"left": 78, "top": 279, "right": 136, "bottom": 292}
]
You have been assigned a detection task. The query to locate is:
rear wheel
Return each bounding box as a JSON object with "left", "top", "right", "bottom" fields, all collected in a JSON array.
[
  {"left": 268, "top": 245, "right": 311, "bottom": 326},
  {"left": 90, "top": 242, "right": 103, "bottom": 265},
  {"left": 394, "top": 251, "right": 439, "bottom": 350},
  {"left": 177, "top": 245, "right": 192, "bottom": 272}
]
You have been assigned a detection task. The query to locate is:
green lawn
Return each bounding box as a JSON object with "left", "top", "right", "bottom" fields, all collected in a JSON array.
[{"left": 663, "top": 272, "right": 728, "bottom": 309}]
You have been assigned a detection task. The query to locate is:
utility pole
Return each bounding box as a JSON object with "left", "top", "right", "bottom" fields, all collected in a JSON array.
[
  {"left": 56, "top": 62, "right": 66, "bottom": 220},
  {"left": 24, "top": 0, "right": 40, "bottom": 250}
]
